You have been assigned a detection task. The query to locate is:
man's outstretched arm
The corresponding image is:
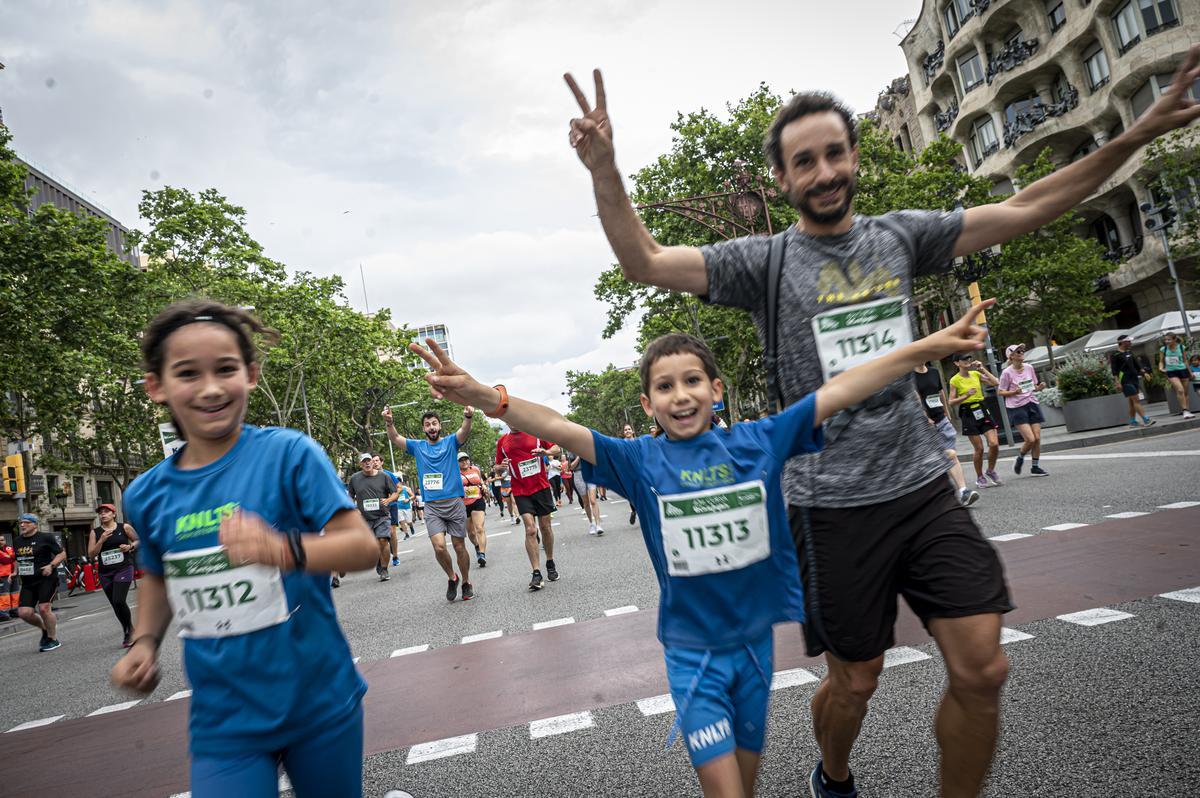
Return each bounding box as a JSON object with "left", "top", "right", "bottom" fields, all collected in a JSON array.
[
  {"left": 565, "top": 69, "right": 709, "bottom": 295},
  {"left": 955, "top": 45, "right": 1200, "bottom": 257},
  {"left": 381, "top": 407, "right": 410, "bottom": 453}
]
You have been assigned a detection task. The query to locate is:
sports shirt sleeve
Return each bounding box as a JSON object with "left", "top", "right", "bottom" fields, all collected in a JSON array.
[
  {"left": 998, "top": 368, "right": 1015, "bottom": 392},
  {"left": 748, "top": 392, "right": 824, "bottom": 461},
  {"left": 123, "top": 491, "right": 164, "bottom": 576},
  {"left": 699, "top": 235, "right": 772, "bottom": 310},
  {"left": 494, "top": 438, "right": 505, "bottom": 466},
  {"left": 580, "top": 431, "right": 643, "bottom": 501},
  {"left": 286, "top": 435, "right": 357, "bottom": 532},
  {"left": 886, "top": 209, "right": 964, "bottom": 278}
]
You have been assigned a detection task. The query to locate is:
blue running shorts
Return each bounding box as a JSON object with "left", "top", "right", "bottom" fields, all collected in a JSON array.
[{"left": 663, "top": 631, "right": 774, "bottom": 768}]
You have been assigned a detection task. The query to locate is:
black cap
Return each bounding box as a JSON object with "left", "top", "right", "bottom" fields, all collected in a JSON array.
[
  {"left": 1117, "top": 334, "right": 1131, "bottom": 343},
  {"left": 952, "top": 352, "right": 974, "bottom": 361}
]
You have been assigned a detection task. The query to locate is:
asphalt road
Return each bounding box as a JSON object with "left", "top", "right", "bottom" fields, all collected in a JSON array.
[{"left": 2, "top": 427, "right": 1198, "bottom": 797}]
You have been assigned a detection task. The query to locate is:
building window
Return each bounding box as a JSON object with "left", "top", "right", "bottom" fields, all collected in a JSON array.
[
  {"left": 72, "top": 476, "right": 87, "bottom": 505},
  {"left": 1139, "top": 0, "right": 1179, "bottom": 35},
  {"left": 1047, "top": 0, "right": 1066, "bottom": 32},
  {"left": 943, "top": 0, "right": 972, "bottom": 38},
  {"left": 1082, "top": 42, "right": 1110, "bottom": 91},
  {"left": 1130, "top": 73, "right": 1199, "bottom": 119},
  {"left": 96, "top": 480, "right": 114, "bottom": 506},
  {"left": 959, "top": 51, "right": 985, "bottom": 93},
  {"left": 1091, "top": 216, "right": 1121, "bottom": 253},
  {"left": 1005, "top": 95, "right": 1041, "bottom": 126},
  {"left": 969, "top": 115, "right": 1000, "bottom": 167},
  {"left": 1112, "top": 2, "right": 1142, "bottom": 53}
]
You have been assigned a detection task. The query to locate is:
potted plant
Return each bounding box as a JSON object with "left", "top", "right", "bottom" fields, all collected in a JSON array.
[
  {"left": 1056, "top": 353, "right": 1129, "bottom": 433},
  {"left": 1032, "top": 385, "right": 1066, "bottom": 428}
]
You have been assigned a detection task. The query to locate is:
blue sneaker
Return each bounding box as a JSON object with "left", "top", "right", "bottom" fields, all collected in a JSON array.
[
  {"left": 391, "top": 556, "right": 400, "bottom": 567},
  {"left": 809, "top": 762, "right": 857, "bottom": 797}
]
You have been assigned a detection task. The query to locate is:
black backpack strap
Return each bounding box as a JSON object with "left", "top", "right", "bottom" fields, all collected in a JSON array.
[
  {"left": 763, "top": 232, "right": 788, "bottom": 413},
  {"left": 874, "top": 214, "right": 916, "bottom": 269}
]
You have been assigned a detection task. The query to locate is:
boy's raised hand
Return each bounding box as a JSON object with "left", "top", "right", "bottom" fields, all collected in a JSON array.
[
  {"left": 409, "top": 338, "right": 479, "bottom": 407},
  {"left": 921, "top": 299, "right": 995, "bottom": 360}
]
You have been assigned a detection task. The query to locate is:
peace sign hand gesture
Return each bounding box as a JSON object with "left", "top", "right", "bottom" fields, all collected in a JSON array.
[
  {"left": 409, "top": 338, "right": 491, "bottom": 410},
  {"left": 564, "top": 69, "right": 613, "bottom": 173}
]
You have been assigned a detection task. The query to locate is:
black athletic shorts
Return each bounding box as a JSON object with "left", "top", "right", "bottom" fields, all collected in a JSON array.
[
  {"left": 515, "top": 488, "right": 555, "bottom": 518},
  {"left": 790, "top": 476, "right": 1013, "bottom": 662},
  {"left": 464, "top": 499, "right": 486, "bottom": 514},
  {"left": 19, "top": 579, "right": 57, "bottom": 608},
  {"left": 958, "top": 402, "right": 998, "bottom": 436},
  {"left": 1121, "top": 380, "right": 1140, "bottom": 397}
]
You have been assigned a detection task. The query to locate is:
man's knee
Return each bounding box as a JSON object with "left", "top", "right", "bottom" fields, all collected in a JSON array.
[
  {"left": 17, "top": 606, "right": 35, "bottom": 621},
  {"left": 948, "top": 649, "right": 1009, "bottom": 698},
  {"left": 826, "top": 658, "right": 883, "bottom": 704}
]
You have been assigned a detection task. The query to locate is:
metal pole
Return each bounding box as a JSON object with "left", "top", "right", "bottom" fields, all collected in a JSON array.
[
  {"left": 968, "top": 281, "right": 1014, "bottom": 448},
  {"left": 1159, "top": 229, "right": 1193, "bottom": 339},
  {"left": 359, "top": 263, "right": 370, "bottom": 314}
]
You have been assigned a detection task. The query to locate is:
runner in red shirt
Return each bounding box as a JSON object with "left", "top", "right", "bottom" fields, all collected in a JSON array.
[{"left": 496, "top": 428, "right": 560, "bottom": 590}]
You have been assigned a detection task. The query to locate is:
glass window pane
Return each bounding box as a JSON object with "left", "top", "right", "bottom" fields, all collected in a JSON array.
[
  {"left": 1131, "top": 79, "right": 1156, "bottom": 118},
  {"left": 1113, "top": 2, "right": 1140, "bottom": 46}
]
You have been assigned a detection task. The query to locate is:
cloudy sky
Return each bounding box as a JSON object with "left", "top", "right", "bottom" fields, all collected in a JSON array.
[{"left": 1, "top": 0, "right": 920, "bottom": 412}]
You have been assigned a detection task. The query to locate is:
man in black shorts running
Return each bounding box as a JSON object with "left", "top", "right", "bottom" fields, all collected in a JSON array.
[
  {"left": 348, "top": 454, "right": 399, "bottom": 582},
  {"left": 1110, "top": 335, "right": 1157, "bottom": 427},
  {"left": 13, "top": 514, "right": 65, "bottom": 652},
  {"left": 564, "top": 52, "right": 1200, "bottom": 796}
]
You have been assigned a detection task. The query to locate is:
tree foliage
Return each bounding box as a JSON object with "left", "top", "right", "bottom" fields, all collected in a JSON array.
[
  {"left": 563, "top": 365, "right": 644, "bottom": 439},
  {"left": 1144, "top": 127, "right": 1200, "bottom": 299}
]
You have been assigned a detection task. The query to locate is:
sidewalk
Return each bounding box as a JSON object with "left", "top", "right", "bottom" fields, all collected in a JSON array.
[{"left": 957, "top": 401, "right": 1199, "bottom": 462}]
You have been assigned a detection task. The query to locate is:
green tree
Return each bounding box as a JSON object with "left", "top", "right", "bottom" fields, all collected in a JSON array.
[
  {"left": 1144, "top": 126, "right": 1200, "bottom": 301},
  {"left": 563, "top": 365, "right": 644, "bottom": 438},
  {"left": 978, "top": 150, "right": 1114, "bottom": 365}
]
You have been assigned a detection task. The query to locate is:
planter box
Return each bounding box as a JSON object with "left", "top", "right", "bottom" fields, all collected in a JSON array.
[
  {"left": 1063, "top": 394, "right": 1129, "bottom": 433},
  {"left": 1166, "top": 385, "right": 1200, "bottom": 413},
  {"left": 1039, "top": 404, "right": 1066, "bottom": 428}
]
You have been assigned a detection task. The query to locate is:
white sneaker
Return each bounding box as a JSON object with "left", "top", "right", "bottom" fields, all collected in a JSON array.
[
  {"left": 1184, "top": 411, "right": 1196, "bottom": 419},
  {"left": 588, "top": 523, "right": 597, "bottom": 536}
]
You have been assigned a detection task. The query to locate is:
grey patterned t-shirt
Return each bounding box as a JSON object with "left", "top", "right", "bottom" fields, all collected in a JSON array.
[{"left": 701, "top": 210, "right": 964, "bottom": 508}]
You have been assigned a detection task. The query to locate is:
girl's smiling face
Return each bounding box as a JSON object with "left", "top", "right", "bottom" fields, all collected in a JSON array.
[{"left": 145, "top": 322, "right": 259, "bottom": 444}]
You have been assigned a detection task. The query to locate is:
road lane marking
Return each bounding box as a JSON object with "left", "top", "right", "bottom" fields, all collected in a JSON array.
[
  {"left": 166, "top": 690, "right": 192, "bottom": 701},
  {"left": 604, "top": 606, "right": 638, "bottom": 616},
  {"left": 397, "top": 548, "right": 414, "bottom": 555},
  {"left": 1157, "top": 501, "right": 1200, "bottom": 509},
  {"left": 883, "top": 647, "right": 931, "bottom": 667},
  {"left": 771, "top": 668, "right": 819, "bottom": 690},
  {"left": 988, "top": 533, "right": 1032, "bottom": 541},
  {"left": 88, "top": 700, "right": 141, "bottom": 716},
  {"left": 636, "top": 695, "right": 675, "bottom": 716},
  {"left": 461, "top": 630, "right": 503, "bottom": 644},
  {"left": 392, "top": 644, "right": 430, "bottom": 657},
  {"left": 407, "top": 733, "right": 477, "bottom": 764},
  {"left": 1104, "top": 511, "right": 1149, "bottom": 519},
  {"left": 1037, "top": 451, "right": 1200, "bottom": 460},
  {"left": 6, "top": 715, "right": 64, "bottom": 733},
  {"left": 489, "top": 531, "right": 513, "bottom": 539},
  {"left": 1043, "top": 523, "right": 1089, "bottom": 531},
  {"left": 1159, "top": 587, "right": 1200, "bottom": 603},
  {"left": 532, "top": 617, "right": 575, "bottom": 630},
  {"left": 1000, "top": 628, "right": 1035, "bottom": 644},
  {"left": 530, "top": 711, "right": 594, "bottom": 738},
  {"left": 1057, "top": 608, "right": 1135, "bottom": 626}
]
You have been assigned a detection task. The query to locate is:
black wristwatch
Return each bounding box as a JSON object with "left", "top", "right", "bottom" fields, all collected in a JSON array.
[{"left": 286, "top": 531, "right": 307, "bottom": 571}]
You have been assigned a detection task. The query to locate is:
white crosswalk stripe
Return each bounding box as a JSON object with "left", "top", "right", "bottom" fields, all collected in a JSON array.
[
  {"left": 1057, "top": 608, "right": 1135, "bottom": 626},
  {"left": 530, "top": 711, "right": 594, "bottom": 738}
]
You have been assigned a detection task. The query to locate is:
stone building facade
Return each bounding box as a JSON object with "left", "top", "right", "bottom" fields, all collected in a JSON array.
[{"left": 899, "top": 0, "right": 1199, "bottom": 328}]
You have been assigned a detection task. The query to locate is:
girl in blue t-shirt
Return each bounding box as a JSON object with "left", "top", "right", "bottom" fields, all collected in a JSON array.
[{"left": 110, "top": 299, "right": 380, "bottom": 798}]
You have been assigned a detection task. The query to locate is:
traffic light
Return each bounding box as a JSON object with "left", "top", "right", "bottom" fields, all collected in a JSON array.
[
  {"left": 2, "top": 454, "right": 25, "bottom": 495},
  {"left": 1140, "top": 200, "right": 1177, "bottom": 232}
]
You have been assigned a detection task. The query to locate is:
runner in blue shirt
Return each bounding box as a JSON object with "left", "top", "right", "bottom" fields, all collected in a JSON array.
[
  {"left": 110, "top": 300, "right": 380, "bottom": 798},
  {"left": 407, "top": 300, "right": 991, "bottom": 796}
]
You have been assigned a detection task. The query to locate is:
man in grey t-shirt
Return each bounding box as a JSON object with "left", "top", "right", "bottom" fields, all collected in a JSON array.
[
  {"left": 564, "top": 53, "right": 1200, "bottom": 797},
  {"left": 347, "top": 453, "right": 399, "bottom": 582}
]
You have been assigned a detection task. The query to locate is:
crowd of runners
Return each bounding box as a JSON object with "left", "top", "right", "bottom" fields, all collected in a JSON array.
[{"left": 0, "top": 47, "right": 1190, "bottom": 798}]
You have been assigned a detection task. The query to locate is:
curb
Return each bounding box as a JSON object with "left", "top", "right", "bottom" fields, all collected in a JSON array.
[{"left": 959, "top": 416, "right": 1200, "bottom": 462}]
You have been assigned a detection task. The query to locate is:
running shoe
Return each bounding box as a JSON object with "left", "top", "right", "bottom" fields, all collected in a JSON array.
[
  {"left": 331, "top": 576, "right": 341, "bottom": 588},
  {"left": 478, "top": 551, "right": 487, "bottom": 567},
  {"left": 1143, "top": 417, "right": 1157, "bottom": 426},
  {"left": 976, "top": 475, "right": 989, "bottom": 489},
  {"left": 1184, "top": 411, "right": 1196, "bottom": 419},
  {"left": 122, "top": 630, "right": 133, "bottom": 648},
  {"left": 461, "top": 582, "right": 475, "bottom": 601},
  {"left": 1013, "top": 453, "right": 1024, "bottom": 474},
  {"left": 588, "top": 523, "right": 597, "bottom": 536},
  {"left": 1030, "top": 465, "right": 1049, "bottom": 477},
  {"left": 380, "top": 569, "right": 391, "bottom": 582},
  {"left": 447, "top": 575, "right": 459, "bottom": 602},
  {"left": 375, "top": 563, "right": 383, "bottom": 576},
  {"left": 1128, "top": 420, "right": 1140, "bottom": 428},
  {"left": 391, "top": 556, "right": 400, "bottom": 567},
  {"left": 546, "top": 559, "right": 559, "bottom": 582},
  {"left": 986, "top": 469, "right": 1003, "bottom": 486},
  {"left": 39, "top": 638, "right": 62, "bottom": 653},
  {"left": 959, "top": 487, "right": 981, "bottom": 507},
  {"left": 597, "top": 524, "right": 605, "bottom": 536},
  {"left": 629, "top": 509, "right": 637, "bottom": 524},
  {"left": 512, "top": 517, "right": 520, "bottom": 525},
  {"left": 808, "top": 762, "right": 857, "bottom": 798},
  {"left": 39, "top": 630, "right": 49, "bottom": 648},
  {"left": 529, "top": 570, "right": 544, "bottom": 591}
]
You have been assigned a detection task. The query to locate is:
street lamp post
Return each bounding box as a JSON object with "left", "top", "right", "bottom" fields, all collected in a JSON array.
[
  {"left": 953, "top": 247, "right": 1014, "bottom": 447},
  {"left": 1140, "top": 200, "right": 1193, "bottom": 340}
]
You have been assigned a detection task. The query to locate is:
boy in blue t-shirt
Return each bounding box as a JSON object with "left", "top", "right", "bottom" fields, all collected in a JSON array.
[{"left": 409, "top": 301, "right": 991, "bottom": 796}]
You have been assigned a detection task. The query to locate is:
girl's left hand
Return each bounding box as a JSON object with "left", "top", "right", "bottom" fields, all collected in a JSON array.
[{"left": 220, "top": 511, "right": 290, "bottom": 570}]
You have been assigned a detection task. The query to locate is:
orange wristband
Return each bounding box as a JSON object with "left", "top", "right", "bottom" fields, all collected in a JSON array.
[{"left": 486, "top": 384, "right": 510, "bottom": 418}]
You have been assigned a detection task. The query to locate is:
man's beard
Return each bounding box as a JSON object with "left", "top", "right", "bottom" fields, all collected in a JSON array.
[
  {"left": 788, "top": 176, "right": 856, "bottom": 226},
  {"left": 425, "top": 431, "right": 441, "bottom": 442}
]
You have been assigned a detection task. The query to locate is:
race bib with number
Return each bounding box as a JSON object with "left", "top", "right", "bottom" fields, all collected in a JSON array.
[
  {"left": 1166, "top": 354, "right": 1184, "bottom": 369},
  {"left": 973, "top": 408, "right": 985, "bottom": 421},
  {"left": 423, "top": 473, "right": 443, "bottom": 492},
  {"left": 517, "top": 458, "right": 541, "bottom": 479},
  {"left": 1018, "top": 377, "right": 1035, "bottom": 393},
  {"left": 658, "top": 480, "right": 770, "bottom": 577},
  {"left": 100, "top": 548, "right": 126, "bottom": 566},
  {"left": 362, "top": 498, "right": 381, "bottom": 512},
  {"left": 925, "top": 394, "right": 943, "bottom": 409},
  {"left": 812, "top": 296, "right": 912, "bottom": 381},
  {"left": 163, "top": 546, "right": 289, "bottom": 639},
  {"left": 17, "top": 558, "right": 34, "bottom": 576},
  {"left": 464, "top": 484, "right": 482, "bottom": 500}
]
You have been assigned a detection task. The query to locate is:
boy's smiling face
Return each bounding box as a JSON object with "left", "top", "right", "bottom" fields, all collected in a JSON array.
[{"left": 640, "top": 352, "right": 723, "bottom": 441}]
